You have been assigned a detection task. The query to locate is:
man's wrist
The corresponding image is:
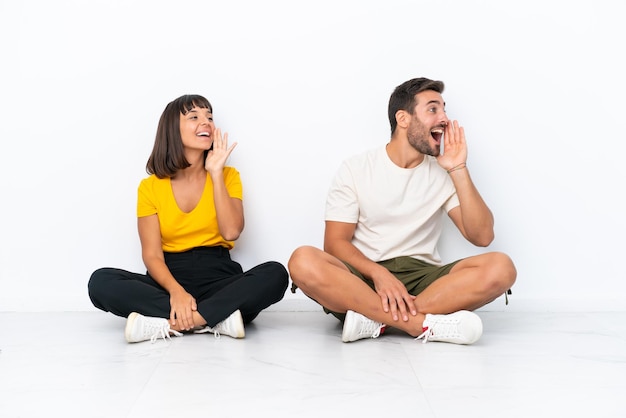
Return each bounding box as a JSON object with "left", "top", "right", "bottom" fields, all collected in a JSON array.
[{"left": 446, "top": 162, "right": 467, "bottom": 174}]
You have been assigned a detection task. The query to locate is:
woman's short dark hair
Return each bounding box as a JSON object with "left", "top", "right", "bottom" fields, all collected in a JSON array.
[
  {"left": 388, "top": 78, "right": 444, "bottom": 135},
  {"left": 146, "top": 94, "right": 213, "bottom": 178}
]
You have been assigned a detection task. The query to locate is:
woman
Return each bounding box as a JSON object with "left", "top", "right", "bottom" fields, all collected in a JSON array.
[{"left": 88, "top": 94, "right": 289, "bottom": 343}]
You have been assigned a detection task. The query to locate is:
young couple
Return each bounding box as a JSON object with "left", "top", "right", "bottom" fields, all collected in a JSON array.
[{"left": 88, "top": 77, "right": 516, "bottom": 345}]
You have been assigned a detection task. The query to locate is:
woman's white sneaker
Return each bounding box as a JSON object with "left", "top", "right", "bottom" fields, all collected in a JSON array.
[
  {"left": 194, "top": 310, "right": 245, "bottom": 339},
  {"left": 124, "top": 312, "right": 182, "bottom": 343}
]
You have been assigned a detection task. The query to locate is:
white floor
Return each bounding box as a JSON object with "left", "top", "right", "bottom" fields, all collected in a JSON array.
[{"left": 1, "top": 310, "right": 625, "bottom": 418}]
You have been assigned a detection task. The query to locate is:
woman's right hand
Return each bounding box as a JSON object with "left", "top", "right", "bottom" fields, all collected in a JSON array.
[
  {"left": 205, "top": 127, "right": 237, "bottom": 176},
  {"left": 168, "top": 288, "right": 198, "bottom": 331}
]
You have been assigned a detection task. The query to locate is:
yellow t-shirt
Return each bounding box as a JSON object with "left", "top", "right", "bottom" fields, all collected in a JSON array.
[{"left": 137, "top": 167, "right": 243, "bottom": 252}]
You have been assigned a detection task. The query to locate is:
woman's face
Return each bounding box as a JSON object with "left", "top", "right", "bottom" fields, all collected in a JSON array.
[{"left": 179, "top": 106, "right": 215, "bottom": 151}]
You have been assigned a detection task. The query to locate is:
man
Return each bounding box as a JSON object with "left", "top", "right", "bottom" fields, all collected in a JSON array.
[{"left": 288, "top": 77, "right": 516, "bottom": 345}]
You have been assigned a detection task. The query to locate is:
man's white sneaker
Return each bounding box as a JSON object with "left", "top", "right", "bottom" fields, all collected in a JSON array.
[
  {"left": 194, "top": 310, "right": 245, "bottom": 339},
  {"left": 341, "top": 310, "right": 386, "bottom": 343},
  {"left": 124, "top": 312, "right": 183, "bottom": 343},
  {"left": 416, "top": 310, "right": 483, "bottom": 345}
]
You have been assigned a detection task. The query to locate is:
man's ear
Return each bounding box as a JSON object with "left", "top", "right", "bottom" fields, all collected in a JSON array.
[{"left": 395, "top": 110, "right": 410, "bottom": 129}]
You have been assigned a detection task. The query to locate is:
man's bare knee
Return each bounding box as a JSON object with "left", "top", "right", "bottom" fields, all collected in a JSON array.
[
  {"left": 288, "top": 246, "right": 328, "bottom": 289},
  {"left": 484, "top": 252, "right": 517, "bottom": 294},
  {"left": 288, "top": 246, "right": 318, "bottom": 276}
]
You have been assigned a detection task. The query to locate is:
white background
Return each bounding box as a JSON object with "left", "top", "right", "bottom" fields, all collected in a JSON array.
[{"left": 1, "top": 0, "right": 624, "bottom": 312}]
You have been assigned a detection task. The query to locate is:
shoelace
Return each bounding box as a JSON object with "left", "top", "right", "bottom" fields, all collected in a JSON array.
[
  {"left": 193, "top": 326, "right": 221, "bottom": 339},
  {"left": 415, "top": 326, "right": 434, "bottom": 344},
  {"left": 149, "top": 326, "right": 182, "bottom": 343},
  {"left": 415, "top": 318, "right": 458, "bottom": 344},
  {"left": 360, "top": 319, "right": 384, "bottom": 339}
]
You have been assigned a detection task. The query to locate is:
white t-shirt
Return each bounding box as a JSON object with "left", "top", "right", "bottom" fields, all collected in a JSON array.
[{"left": 325, "top": 145, "right": 459, "bottom": 265}]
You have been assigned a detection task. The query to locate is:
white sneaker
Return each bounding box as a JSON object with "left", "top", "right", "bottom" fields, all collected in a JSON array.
[
  {"left": 194, "top": 310, "right": 245, "bottom": 339},
  {"left": 416, "top": 310, "right": 483, "bottom": 345},
  {"left": 342, "top": 310, "right": 386, "bottom": 343},
  {"left": 124, "top": 312, "right": 183, "bottom": 343}
]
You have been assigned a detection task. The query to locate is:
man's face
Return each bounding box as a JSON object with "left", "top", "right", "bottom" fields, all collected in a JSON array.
[{"left": 406, "top": 90, "right": 448, "bottom": 156}]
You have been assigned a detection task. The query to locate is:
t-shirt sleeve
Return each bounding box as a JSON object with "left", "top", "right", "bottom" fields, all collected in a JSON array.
[
  {"left": 137, "top": 177, "right": 158, "bottom": 218},
  {"left": 443, "top": 192, "right": 460, "bottom": 213},
  {"left": 325, "top": 161, "right": 359, "bottom": 223},
  {"left": 224, "top": 167, "right": 243, "bottom": 200}
]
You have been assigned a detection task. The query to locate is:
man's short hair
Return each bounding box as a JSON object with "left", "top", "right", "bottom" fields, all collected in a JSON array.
[{"left": 388, "top": 78, "right": 445, "bottom": 134}]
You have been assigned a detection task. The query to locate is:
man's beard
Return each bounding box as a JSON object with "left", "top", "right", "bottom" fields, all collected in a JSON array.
[{"left": 407, "top": 120, "right": 440, "bottom": 157}]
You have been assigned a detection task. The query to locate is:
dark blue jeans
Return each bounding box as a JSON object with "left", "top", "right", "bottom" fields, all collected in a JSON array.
[{"left": 88, "top": 246, "right": 289, "bottom": 327}]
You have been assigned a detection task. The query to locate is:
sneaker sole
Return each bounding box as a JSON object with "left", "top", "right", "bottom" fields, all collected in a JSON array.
[
  {"left": 341, "top": 311, "right": 356, "bottom": 343},
  {"left": 231, "top": 310, "right": 245, "bottom": 338},
  {"left": 124, "top": 312, "right": 140, "bottom": 343}
]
